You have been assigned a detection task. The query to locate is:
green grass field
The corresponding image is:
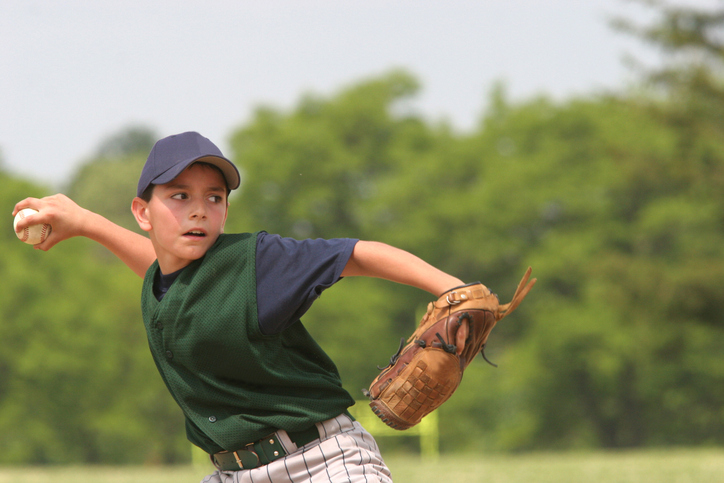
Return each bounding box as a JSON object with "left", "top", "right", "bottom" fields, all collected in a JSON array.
[{"left": 0, "top": 449, "right": 722, "bottom": 482}]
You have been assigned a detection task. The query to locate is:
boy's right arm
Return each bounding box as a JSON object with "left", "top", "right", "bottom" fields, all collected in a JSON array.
[{"left": 13, "top": 194, "right": 156, "bottom": 278}]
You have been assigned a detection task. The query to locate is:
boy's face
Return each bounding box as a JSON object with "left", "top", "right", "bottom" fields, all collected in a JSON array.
[{"left": 132, "top": 163, "right": 229, "bottom": 274}]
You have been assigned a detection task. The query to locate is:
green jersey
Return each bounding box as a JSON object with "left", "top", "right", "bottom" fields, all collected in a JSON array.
[{"left": 140, "top": 232, "right": 355, "bottom": 454}]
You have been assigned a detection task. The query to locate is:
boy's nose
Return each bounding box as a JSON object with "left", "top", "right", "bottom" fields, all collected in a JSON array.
[{"left": 189, "top": 200, "right": 207, "bottom": 219}]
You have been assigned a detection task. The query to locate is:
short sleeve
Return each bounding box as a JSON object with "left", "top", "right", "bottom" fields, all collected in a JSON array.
[{"left": 255, "top": 232, "right": 358, "bottom": 335}]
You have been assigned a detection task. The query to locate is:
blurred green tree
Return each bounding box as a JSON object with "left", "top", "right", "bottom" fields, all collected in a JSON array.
[
  {"left": 0, "top": 131, "right": 188, "bottom": 465},
  {"left": 66, "top": 126, "right": 156, "bottom": 235}
]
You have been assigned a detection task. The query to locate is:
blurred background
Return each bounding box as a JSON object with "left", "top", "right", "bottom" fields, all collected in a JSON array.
[{"left": 1, "top": 0, "right": 724, "bottom": 466}]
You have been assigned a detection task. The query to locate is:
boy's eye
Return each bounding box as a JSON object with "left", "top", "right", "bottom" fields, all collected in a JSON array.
[
  {"left": 209, "top": 195, "right": 223, "bottom": 203},
  {"left": 171, "top": 193, "right": 188, "bottom": 200}
]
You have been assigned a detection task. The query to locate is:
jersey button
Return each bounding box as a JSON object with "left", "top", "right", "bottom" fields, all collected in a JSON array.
[
  {"left": 209, "top": 416, "right": 217, "bottom": 423},
  {"left": 165, "top": 350, "right": 173, "bottom": 360}
]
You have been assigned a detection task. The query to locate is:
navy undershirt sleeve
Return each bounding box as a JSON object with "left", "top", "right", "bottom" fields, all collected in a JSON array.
[{"left": 255, "top": 232, "right": 358, "bottom": 335}]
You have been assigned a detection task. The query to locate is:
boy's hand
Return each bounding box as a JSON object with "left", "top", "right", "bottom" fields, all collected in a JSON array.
[{"left": 12, "top": 194, "right": 92, "bottom": 251}]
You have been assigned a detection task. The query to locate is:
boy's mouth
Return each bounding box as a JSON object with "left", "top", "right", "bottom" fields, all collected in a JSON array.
[{"left": 184, "top": 230, "right": 207, "bottom": 237}]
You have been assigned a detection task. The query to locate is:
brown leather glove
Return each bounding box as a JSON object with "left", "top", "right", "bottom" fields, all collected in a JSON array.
[{"left": 364, "top": 268, "right": 536, "bottom": 430}]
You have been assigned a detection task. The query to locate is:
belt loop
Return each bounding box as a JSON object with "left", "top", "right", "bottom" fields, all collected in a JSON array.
[{"left": 274, "top": 429, "right": 298, "bottom": 454}]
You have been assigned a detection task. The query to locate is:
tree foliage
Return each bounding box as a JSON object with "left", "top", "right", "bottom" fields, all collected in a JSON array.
[
  {"left": 0, "top": 147, "right": 185, "bottom": 465},
  {"left": 66, "top": 126, "right": 157, "bottom": 235}
]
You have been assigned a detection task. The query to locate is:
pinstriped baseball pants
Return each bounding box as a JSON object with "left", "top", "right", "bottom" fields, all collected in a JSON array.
[{"left": 201, "top": 414, "right": 393, "bottom": 483}]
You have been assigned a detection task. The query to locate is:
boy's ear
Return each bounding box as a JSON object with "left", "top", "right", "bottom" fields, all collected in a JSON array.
[{"left": 131, "top": 197, "right": 152, "bottom": 233}]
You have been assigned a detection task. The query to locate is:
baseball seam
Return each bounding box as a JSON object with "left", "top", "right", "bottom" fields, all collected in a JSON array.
[
  {"left": 19, "top": 211, "right": 29, "bottom": 242},
  {"left": 40, "top": 223, "right": 49, "bottom": 243}
]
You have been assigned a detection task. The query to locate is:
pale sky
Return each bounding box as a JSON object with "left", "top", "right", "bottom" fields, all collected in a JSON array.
[{"left": 0, "top": 0, "right": 713, "bottom": 189}]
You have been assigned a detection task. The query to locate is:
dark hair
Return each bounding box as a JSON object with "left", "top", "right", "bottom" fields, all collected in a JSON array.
[{"left": 139, "top": 161, "right": 231, "bottom": 202}]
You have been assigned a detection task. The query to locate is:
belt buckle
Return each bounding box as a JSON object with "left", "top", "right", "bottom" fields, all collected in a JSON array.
[{"left": 233, "top": 443, "right": 260, "bottom": 470}]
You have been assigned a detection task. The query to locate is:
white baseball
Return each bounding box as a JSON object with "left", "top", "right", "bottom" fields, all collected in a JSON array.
[{"left": 13, "top": 208, "right": 52, "bottom": 245}]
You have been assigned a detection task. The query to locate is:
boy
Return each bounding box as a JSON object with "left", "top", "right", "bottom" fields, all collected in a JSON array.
[{"left": 14, "top": 131, "right": 464, "bottom": 483}]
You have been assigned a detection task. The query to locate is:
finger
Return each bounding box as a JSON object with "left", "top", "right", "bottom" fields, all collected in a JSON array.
[
  {"left": 34, "top": 237, "right": 57, "bottom": 251},
  {"left": 12, "top": 197, "right": 40, "bottom": 216},
  {"left": 13, "top": 209, "right": 47, "bottom": 232}
]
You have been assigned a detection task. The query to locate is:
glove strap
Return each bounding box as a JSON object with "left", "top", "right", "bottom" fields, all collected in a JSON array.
[{"left": 438, "top": 282, "right": 490, "bottom": 307}]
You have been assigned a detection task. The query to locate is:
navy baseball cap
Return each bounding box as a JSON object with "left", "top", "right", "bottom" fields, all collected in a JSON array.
[{"left": 136, "top": 131, "right": 241, "bottom": 197}]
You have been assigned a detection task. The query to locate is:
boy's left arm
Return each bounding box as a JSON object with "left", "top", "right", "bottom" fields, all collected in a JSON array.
[{"left": 341, "top": 240, "right": 464, "bottom": 296}]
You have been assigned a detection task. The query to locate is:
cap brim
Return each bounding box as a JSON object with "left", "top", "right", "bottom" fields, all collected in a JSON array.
[
  {"left": 151, "top": 155, "right": 240, "bottom": 192},
  {"left": 194, "top": 156, "right": 241, "bottom": 191}
]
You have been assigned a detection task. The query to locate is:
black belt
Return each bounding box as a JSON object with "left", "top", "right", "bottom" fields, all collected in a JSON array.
[{"left": 212, "top": 425, "right": 320, "bottom": 471}]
